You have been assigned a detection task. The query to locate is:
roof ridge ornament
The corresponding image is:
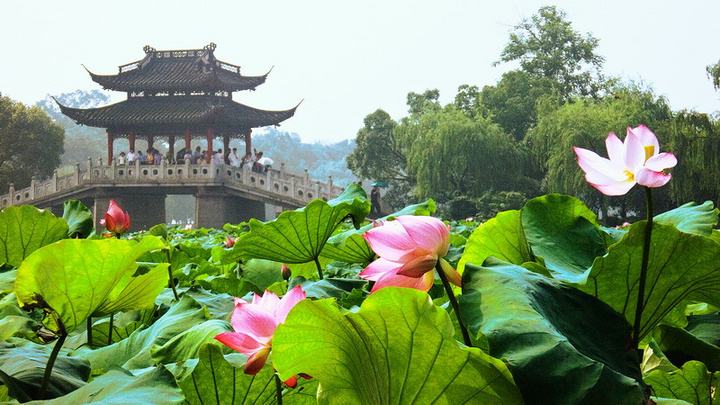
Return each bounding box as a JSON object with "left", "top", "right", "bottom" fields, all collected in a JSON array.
[
  {"left": 204, "top": 43, "right": 217, "bottom": 52},
  {"left": 143, "top": 45, "right": 156, "bottom": 54}
]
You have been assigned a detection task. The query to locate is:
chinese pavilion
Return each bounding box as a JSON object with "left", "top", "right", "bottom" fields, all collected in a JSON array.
[{"left": 56, "top": 43, "right": 299, "bottom": 164}]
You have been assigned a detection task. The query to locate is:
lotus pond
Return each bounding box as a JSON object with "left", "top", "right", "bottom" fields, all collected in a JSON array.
[{"left": 0, "top": 182, "right": 718, "bottom": 404}]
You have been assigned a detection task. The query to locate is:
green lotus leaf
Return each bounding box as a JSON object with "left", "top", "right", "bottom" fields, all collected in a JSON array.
[
  {"left": 654, "top": 201, "right": 718, "bottom": 236},
  {"left": 75, "top": 295, "right": 208, "bottom": 371},
  {"left": 644, "top": 361, "right": 719, "bottom": 405},
  {"left": 521, "top": 194, "right": 608, "bottom": 284},
  {"left": 273, "top": 287, "right": 521, "bottom": 404},
  {"left": 62, "top": 199, "right": 93, "bottom": 238},
  {"left": 320, "top": 199, "right": 436, "bottom": 264},
  {"left": 581, "top": 222, "right": 720, "bottom": 341},
  {"left": 0, "top": 206, "right": 68, "bottom": 267},
  {"left": 175, "top": 343, "right": 277, "bottom": 405},
  {"left": 229, "top": 184, "right": 370, "bottom": 264},
  {"left": 457, "top": 210, "right": 531, "bottom": 273},
  {"left": 14, "top": 236, "right": 167, "bottom": 333},
  {"left": 36, "top": 366, "right": 184, "bottom": 405},
  {"left": 653, "top": 322, "right": 720, "bottom": 372},
  {"left": 0, "top": 339, "right": 90, "bottom": 401},
  {"left": 150, "top": 319, "right": 228, "bottom": 364},
  {"left": 459, "top": 260, "right": 645, "bottom": 404}
]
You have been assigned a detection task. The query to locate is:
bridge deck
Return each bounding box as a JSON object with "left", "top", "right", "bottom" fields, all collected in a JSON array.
[{"left": 1, "top": 158, "right": 342, "bottom": 210}]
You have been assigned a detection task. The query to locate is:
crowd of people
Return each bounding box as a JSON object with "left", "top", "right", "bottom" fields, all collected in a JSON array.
[{"left": 114, "top": 146, "right": 272, "bottom": 173}]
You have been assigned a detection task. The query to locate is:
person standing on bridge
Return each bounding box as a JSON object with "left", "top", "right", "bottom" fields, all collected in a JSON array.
[
  {"left": 229, "top": 148, "right": 240, "bottom": 167},
  {"left": 192, "top": 146, "right": 202, "bottom": 164},
  {"left": 127, "top": 149, "right": 136, "bottom": 164},
  {"left": 213, "top": 148, "right": 224, "bottom": 165}
]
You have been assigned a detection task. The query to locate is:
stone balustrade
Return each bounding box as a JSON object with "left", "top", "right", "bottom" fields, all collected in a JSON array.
[{"left": 0, "top": 158, "right": 343, "bottom": 209}]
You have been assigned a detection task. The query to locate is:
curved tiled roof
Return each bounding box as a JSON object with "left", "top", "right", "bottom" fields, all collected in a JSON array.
[
  {"left": 55, "top": 96, "right": 298, "bottom": 134},
  {"left": 86, "top": 45, "right": 269, "bottom": 92}
]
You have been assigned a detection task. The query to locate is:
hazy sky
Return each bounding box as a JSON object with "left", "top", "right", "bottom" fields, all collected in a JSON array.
[{"left": 1, "top": 1, "right": 718, "bottom": 143}]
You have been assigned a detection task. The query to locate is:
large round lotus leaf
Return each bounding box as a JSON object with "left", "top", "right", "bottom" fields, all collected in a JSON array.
[
  {"left": 0, "top": 205, "right": 68, "bottom": 267},
  {"left": 229, "top": 184, "right": 370, "bottom": 264},
  {"left": 521, "top": 194, "right": 608, "bottom": 284},
  {"left": 460, "top": 260, "right": 645, "bottom": 404},
  {"left": 14, "top": 236, "right": 166, "bottom": 333},
  {"left": 582, "top": 222, "right": 720, "bottom": 341},
  {"left": 457, "top": 209, "right": 531, "bottom": 273},
  {"left": 273, "top": 287, "right": 521, "bottom": 404},
  {"left": 34, "top": 366, "right": 184, "bottom": 404}
]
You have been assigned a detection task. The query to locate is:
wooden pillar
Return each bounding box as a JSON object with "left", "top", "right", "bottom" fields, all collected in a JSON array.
[
  {"left": 244, "top": 129, "right": 252, "bottom": 157},
  {"left": 206, "top": 128, "right": 214, "bottom": 163},
  {"left": 169, "top": 135, "right": 175, "bottom": 161},
  {"left": 129, "top": 133, "right": 136, "bottom": 151},
  {"left": 106, "top": 130, "right": 114, "bottom": 165},
  {"left": 223, "top": 134, "right": 230, "bottom": 162},
  {"left": 184, "top": 129, "right": 191, "bottom": 152}
]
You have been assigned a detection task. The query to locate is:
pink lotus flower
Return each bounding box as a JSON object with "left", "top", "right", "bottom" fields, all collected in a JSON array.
[
  {"left": 215, "top": 286, "right": 306, "bottom": 375},
  {"left": 99, "top": 199, "right": 131, "bottom": 235},
  {"left": 360, "top": 216, "right": 461, "bottom": 292},
  {"left": 224, "top": 236, "right": 235, "bottom": 248},
  {"left": 573, "top": 125, "right": 677, "bottom": 196}
]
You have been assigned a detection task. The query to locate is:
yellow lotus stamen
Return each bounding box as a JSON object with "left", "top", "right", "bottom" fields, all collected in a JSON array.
[
  {"left": 644, "top": 145, "right": 655, "bottom": 162},
  {"left": 624, "top": 170, "right": 635, "bottom": 181}
]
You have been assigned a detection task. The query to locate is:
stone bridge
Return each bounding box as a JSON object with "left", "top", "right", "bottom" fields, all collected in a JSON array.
[{"left": 0, "top": 158, "right": 342, "bottom": 230}]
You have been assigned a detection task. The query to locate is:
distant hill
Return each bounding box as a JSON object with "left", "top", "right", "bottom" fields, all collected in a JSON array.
[{"left": 37, "top": 90, "right": 356, "bottom": 186}]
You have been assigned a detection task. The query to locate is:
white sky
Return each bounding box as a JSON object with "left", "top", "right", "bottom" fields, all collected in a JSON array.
[{"left": 1, "top": 0, "right": 718, "bottom": 143}]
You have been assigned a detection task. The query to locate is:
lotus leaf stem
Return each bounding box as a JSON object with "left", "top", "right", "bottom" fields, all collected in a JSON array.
[
  {"left": 632, "top": 187, "right": 653, "bottom": 349},
  {"left": 313, "top": 257, "right": 323, "bottom": 279},
  {"left": 86, "top": 317, "right": 92, "bottom": 346},
  {"left": 274, "top": 373, "right": 283, "bottom": 404},
  {"left": 107, "top": 313, "right": 114, "bottom": 345},
  {"left": 41, "top": 322, "right": 67, "bottom": 398}
]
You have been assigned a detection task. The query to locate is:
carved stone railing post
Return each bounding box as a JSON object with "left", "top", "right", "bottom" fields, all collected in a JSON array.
[
  {"left": 29, "top": 177, "right": 37, "bottom": 200},
  {"left": 315, "top": 181, "right": 321, "bottom": 200},
  {"left": 328, "top": 176, "right": 333, "bottom": 191},
  {"left": 266, "top": 170, "right": 273, "bottom": 191},
  {"left": 52, "top": 170, "right": 58, "bottom": 193},
  {"left": 110, "top": 158, "right": 116, "bottom": 181},
  {"left": 159, "top": 159, "right": 165, "bottom": 180},
  {"left": 304, "top": 169, "right": 310, "bottom": 185},
  {"left": 280, "top": 162, "right": 286, "bottom": 177},
  {"left": 8, "top": 183, "right": 14, "bottom": 206},
  {"left": 184, "top": 160, "right": 190, "bottom": 179},
  {"left": 74, "top": 163, "right": 81, "bottom": 186},
  {"left": 86, "top": 158, "right": 93, "bottom": 180},
  {"left": 242, "top": 164, "right": 250, "bottom": 184},
  {"left": 134, "top": 159, "right": 140, "bottom": 180},
  {"left": 289, "top": 177, "right": 296, "bottom": 199}
]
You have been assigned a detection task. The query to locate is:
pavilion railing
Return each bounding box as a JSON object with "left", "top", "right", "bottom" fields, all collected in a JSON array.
[{"left": 0, "top": 158, "right": 343, "bottom": 209}]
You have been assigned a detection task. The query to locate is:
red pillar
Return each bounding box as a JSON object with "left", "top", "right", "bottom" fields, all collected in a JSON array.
[
  {"left": 244, "top": 129, "right": 252, "bottom": 157},
  {"left": 107, "top": 130, "right": 114, "bottom": 165},
  {"left": 223, "top": 134, "right": 230, "bottom": 162},
  {"left": 206, "top": 128, "right": 214, "bottom": 163},
  {"left": 129, "top": 133, "right": 136, "bottom": 152},
  {"left": 168, "top": 135, "right": 175, "bottom": 161},
  {"left": 147, "top": 136, "right": 154, "bottom": 151},
  {"left": 184, "top": 129, "right": 191, "bottom": 152}
]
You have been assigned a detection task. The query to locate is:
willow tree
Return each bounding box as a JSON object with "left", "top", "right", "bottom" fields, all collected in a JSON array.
[
  {"left": 667, "top": 111, "right": 720, "bottom": 206},
  {"left": 527, "top": 86, "right": 672, "bottom": 219},
  {"left": 400, "top": 106, "right": 530, "bottom": 200}
]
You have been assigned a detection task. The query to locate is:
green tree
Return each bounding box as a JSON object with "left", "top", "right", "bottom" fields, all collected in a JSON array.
[
  {"left": 497, "top": 6, "right": 605, "bottom": 98},
  {"left": 0, "top": 95, "right": 64, "bottom": 192},
  {"left": 527, "top": 85, "right": 672, "bottom": 219},
  {"left": 707, "top": 59, "right": 720, "bottom": 90},
  {"left": 666, "top": 111, "right": 720, "bottom": 206},
  {"left": 479, "top": 71, "right": 557, "bottom": 140},
  {"left": 401, "top": 106, "right": 531, "bottom": 200},
  {"left": 406, "top": 89, "right": 441, "bottom": 117},
  {"left": 346, "top": 109, "right": 410, "bottom": 183}
]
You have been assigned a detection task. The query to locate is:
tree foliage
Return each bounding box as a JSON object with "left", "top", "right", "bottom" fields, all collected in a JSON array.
[
  {"left": 496, "top": 6, "right": 605, "bottom": 98},
  {"left": 346, "top": 109, "right": 408, "bottom": 182},
  {"left": 401, "top": 106, "right": 531, "bottom": 200},
  {"left": 0, "top": 95, "right": 64, "bottom": 191},
  {"left": 527, "top": 85, "right": 672, "bottom": 216}
]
